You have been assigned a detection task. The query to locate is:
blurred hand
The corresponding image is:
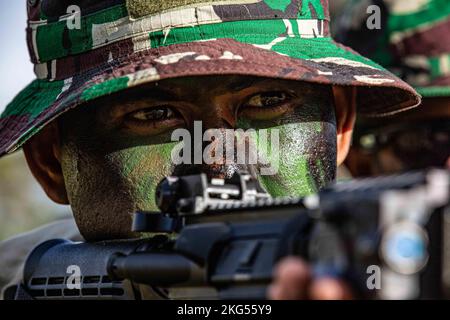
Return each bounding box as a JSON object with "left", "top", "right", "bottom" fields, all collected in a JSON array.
[{"left": 268, "top": 257, "right": 354, "bottom": 300}]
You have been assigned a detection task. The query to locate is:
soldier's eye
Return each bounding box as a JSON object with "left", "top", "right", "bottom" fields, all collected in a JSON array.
[
  {"left": 240, "top": 91, "right": 294, "bottom": 120},
  {"left": 124, "top": 106, "right": 184, "bottom": 135},
  {"left": 245, "top": 92, "right": 290, "bottom": 108},
  {"left": 129, "top": 107, "right": 176, "bottom": 121}
]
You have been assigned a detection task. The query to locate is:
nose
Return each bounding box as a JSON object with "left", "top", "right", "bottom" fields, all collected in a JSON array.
[
  {"left": 173, "top": 100, "right": 248, "bottom": 179},
  {"left": 174, "top": 125, "right": 252, "bottom": 179}
]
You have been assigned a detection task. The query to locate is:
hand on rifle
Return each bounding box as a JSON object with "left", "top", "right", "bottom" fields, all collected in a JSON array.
[{"left": 268, "top": 257, "right": 354, "bottom": 300}]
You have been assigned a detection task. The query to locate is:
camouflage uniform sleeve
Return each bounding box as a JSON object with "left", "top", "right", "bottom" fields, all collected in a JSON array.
[{"left": 0, "top": 218, "right": 83, "bottom": 299}]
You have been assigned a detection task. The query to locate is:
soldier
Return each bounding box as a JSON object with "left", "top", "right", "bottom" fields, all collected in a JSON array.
[
  {"left": 335, "top": 0, "right": 450, "bottom": 176},
  {"left": 0, "top": 0, "right": 419, "bottom": 299}
]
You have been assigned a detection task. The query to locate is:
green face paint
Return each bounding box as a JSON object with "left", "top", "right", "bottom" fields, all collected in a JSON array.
[
  {"left": 59, "top": 77, "right": 338, "bottom": 241},
  {"left": 237, "top": 83, "right": 336, "bottom": 197},
  {"left": 59, "top": 105, "right": 179, "bottom": 240}
]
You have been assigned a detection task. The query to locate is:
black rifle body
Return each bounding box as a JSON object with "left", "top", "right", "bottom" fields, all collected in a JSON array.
[{"left": 9, "top": 170, "right": 450, "bottom": 300}]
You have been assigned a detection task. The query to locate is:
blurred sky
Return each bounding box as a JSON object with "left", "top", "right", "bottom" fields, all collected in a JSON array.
[
  {"left": 0, "top": 1, "right": 35, "bottom": 113},
  {"left": 0, "top": 3, "right": 67, "bottom": 241}
]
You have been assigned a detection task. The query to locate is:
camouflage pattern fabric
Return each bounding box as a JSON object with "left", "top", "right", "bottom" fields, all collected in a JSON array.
[
  {"left": 0, "top": 0, "right": 420, "bottom": 157},
  {"left": 336, "top": 0, "right": 450, "bottom": 98}
]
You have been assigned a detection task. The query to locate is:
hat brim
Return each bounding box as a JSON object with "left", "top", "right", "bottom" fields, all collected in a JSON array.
[
  {"left": 415, "top": 75, "right": 450, "bottom": 97},
  {"left": 0, "top": 38, "right": 420, "bottom": 156}
]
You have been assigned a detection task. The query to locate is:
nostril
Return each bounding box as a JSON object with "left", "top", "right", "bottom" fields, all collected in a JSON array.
[{"left": 201, "top": 163, "right": 245, "bottom": 180}]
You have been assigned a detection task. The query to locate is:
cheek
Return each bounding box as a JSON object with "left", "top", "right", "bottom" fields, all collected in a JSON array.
[
  {"left": 61, "top": 140, "right": 177, "bottom": 240},
  {"left": 257, "top": 121, "right": 337, "bottom": 197},
  {"left": 239, "top": 95, "right": 337, "bottom": 197},
  {"left": 105, "top": 142, "right": 177, "bottom": 209}
]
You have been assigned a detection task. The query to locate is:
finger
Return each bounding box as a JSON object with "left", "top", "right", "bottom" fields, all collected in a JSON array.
[
  {"left": 308, "top": 277, "right": 354, "bottom": 300},
  {"left": 267, "top": 283, "right": 284, "bottom": 300},
  {"left": 269, "top": 257, "right": 311, "bottom": 300}
]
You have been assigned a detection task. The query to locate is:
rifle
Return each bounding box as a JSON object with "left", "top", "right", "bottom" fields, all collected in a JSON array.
[{"left": 7, "top": 169, "right": 450, "bottom": 300}]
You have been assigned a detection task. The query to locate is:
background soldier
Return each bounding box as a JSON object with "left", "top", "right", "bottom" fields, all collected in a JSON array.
[{"left": 335, "top": 0, "right": 450, "bottom": 176}]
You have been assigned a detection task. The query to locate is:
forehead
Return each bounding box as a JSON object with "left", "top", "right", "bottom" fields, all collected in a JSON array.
[{"left": 106, "top": 75, "right": 329, "bottom": 101}]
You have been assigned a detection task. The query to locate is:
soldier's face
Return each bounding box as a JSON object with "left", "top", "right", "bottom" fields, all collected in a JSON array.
[
  {"left": 58, "top": 76, "right": 340, "bottom": 240},
  {"left": 347, "top": 97, "right": 450, "bottom": 176}
]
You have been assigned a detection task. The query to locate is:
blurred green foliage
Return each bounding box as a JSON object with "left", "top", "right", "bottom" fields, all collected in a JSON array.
[{"left": 0, "top": 151, "right": 68, "bottom": 241}]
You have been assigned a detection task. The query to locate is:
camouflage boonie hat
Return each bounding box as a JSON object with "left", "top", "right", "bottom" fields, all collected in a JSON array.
[
  {"left": 336, "top": 0, "right": 450, "bottom": 98},
  {"left": 0, "top": 0, "right": 420, "bottom": 157}
]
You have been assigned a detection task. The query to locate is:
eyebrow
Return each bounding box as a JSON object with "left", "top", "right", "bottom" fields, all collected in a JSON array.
[
  {"left": 116, "top": 85, "right": 179, "bottom": 103},
  {"left": 105, "top": 76, "right": 269, "bottom": 107},
  {"left": 226, "top": 77, "right": 266, "bottom": 91}
]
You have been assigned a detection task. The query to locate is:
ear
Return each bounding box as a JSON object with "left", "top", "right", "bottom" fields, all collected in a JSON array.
[
  {"left": 332, "top": 86, "right": 357, "bottom": 166},
  {"left": 23, "top": 121, "right": 69, "bottom": 204}
]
